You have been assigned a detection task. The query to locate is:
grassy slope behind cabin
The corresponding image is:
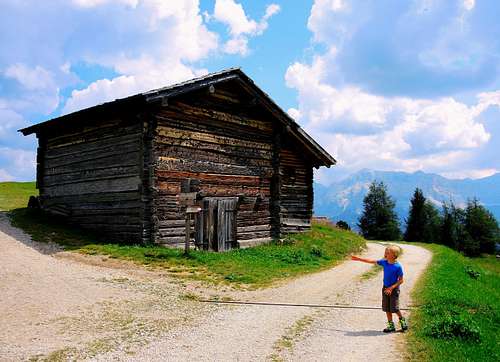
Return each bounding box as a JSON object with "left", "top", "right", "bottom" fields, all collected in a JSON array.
[{"left": 0, "top": 182, "right": 365, "bottom": 287}]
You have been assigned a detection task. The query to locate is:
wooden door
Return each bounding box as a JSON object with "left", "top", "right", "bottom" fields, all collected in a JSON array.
[{"left": 195, "top": 197, "right": 238, "bottom": 251}]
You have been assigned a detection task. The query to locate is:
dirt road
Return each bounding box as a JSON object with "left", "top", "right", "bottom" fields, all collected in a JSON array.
[{"left": 0, "top": 213, "right": 431, "bottom": 361}]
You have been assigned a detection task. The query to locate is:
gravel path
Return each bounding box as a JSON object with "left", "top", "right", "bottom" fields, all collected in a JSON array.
[
  {"left": 95, "top": 242, "right": 431, "bottom": 362},
  {"left": 0, "top": 213, "right": 212, "bottom": 361},
  {"left": 1, "top": 212, "right": 431, "bottom": 361}
]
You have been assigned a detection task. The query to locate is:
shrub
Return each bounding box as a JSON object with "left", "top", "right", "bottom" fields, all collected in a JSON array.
[
  {"left": 310, "top": 245, "right": 325, "bottom": 258},
  {"left": 336, "top": 220, "right": 350, "bottom": 230},
  {"left": 464, "top": 266, "right": 481, "bottom": 279},
  {"left": 426, "top": 311, "right": 481, "bottom": 342}
]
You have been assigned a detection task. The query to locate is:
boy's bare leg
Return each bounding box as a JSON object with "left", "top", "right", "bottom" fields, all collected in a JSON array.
[
  {"left": 395, "top": 310, "right": 403, "bottom": 319},
  {"left": 386, "top": 312, "right": 393, "bottom": 322}
]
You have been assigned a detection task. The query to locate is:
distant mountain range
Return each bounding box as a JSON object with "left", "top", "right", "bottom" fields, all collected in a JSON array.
[{"left": 313, "top": 169, "right": 500, "bottom": 230}]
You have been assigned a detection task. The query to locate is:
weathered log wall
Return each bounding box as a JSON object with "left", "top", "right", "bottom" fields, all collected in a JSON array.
[
  {"left": 151, "top": 92, "right": 274, "bottom": 247},
  {"left": 38, "top": 116, "right": 145, "bottom": 243},
  {"left": 279, "top": 141, "right": 313, "bottom": 234}
]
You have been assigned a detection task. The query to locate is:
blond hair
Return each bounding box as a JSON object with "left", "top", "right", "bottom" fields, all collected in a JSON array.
[{"left": 386, "top": 245, "right": 401, "bottom": 259}]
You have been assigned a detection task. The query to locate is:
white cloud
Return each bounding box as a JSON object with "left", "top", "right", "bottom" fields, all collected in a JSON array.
[
  {"left": 212, "top": 0, "right": 280, "bottom": 55},
  {"left": 0, "top": 147, "right": 36, "bottom": 181},
  {"left": 223, "top": 36, "right": 250, "bottom": 55},
  {"left": 214, "top": 0, "right": 259, "bottom": 36},
  {"left": 286, "top": 0, "right": 500, "bottom": 181},
  {"left": 287, "top": 108, "right": 302, "bottom": 122},
  {"left": 264, "top": 4, "right": 281, "bottom": 19},
  {"left": 62, "top": 1, "right": 217, "bottom": 114},
  {"left": 0, "top": 108, "right": 29, "bottom": 142},
  {"left": 463, "top": 0, "right": 475, "bottom": 11},
  {"left": 2, "top": 64, "right": 60, "bottom": 115},
  {"left": 62, "top": 61, "right": 207, "bottom": 114},
  {"left": 72, "top": 0, "right": 138, "bottom": 8},
  {"left": 285, "top": 57, "right": 496, "bottom": 178},
  {"left": 442, "top": 168, "right": 497, "bottom": 180},
  {"left": 4, "top": 64, "right": 55, "bottom": 91}
]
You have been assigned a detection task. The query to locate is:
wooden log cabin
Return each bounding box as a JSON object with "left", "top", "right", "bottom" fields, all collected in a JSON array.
[{"left": 20, "top": 68, "right": 336, "bottom": 250}]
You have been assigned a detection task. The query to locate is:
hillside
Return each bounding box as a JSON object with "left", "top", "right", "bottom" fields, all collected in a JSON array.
[{"left": 314, "top": 169, "right": 500, "bottom": 229}]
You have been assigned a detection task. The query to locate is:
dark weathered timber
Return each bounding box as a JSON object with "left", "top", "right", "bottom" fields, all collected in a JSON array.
[{"left": 22, "top": 69, "right": 334, "bottom": 250}]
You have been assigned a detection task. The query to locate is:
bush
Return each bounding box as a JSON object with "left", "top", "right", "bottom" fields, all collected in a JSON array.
[
  {"left": 336, "top": 220, "right": 350, "bottom": 230},
  {"left": 310, "top": 245, "right": 325, "bottom": 258},
  {"left": 426, "top": 311, "right": 481, "bottom": 342},
  {"left": 465, "top": 266, "right": 481, "bottom": 279}
]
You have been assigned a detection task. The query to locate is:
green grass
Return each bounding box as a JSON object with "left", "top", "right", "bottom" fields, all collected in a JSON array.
[
  {"left": 0, "top": 181, "right": 37, "bottom": 211},
  {"left": 408, "top": 244, "right": 500, "bottom": 362},
  {"left": 76, "top": 224, "right": 365, "bottom": 286},
  {"left": 4, "top": 179, "right": 365, "bottom": 287}
]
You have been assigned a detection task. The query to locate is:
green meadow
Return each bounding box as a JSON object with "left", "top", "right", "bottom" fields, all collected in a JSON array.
[{"left": 408, "top": 244, "right": 500, "bottom": 362}]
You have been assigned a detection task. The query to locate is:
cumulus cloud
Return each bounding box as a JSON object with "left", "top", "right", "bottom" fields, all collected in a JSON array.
[
  {"left": 5, "top": 64, "right": 55, "bottom": 91},
  {"left": 72, "top": 0, "right": 138, "bottom": 8},
  {"left": 0, "top": 0, "right": 225, "bottom": 180},
  {"left": 212, "top": 0, "right": 280, "bottom": 55},
  {"left": 57, "top": 1, "right": 218, "bottom": 113},
  {"left": 306, "top": 0, "right": 499, "bottom": 97},
  {"left": 285, "top": 0, "right": 500, "bottom": 183},
  {"left": 285, "top": 52, "right": 498, "bottom": 181},
  {"left": 0, "top": 147, "right": 36, "bottom": 181}
]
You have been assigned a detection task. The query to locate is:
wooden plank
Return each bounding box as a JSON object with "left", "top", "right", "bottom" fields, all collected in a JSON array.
[
  {"left": 155, "top": 135, "right": 273, "bottom": 160},
  {"left": 158, "top": 101, "right": 273, "bottom": 132},
  {"left": 156, "top": 171, "right": 270, "bottom": 186},
  {"left": 156, "top": 159, "right": 273, "bottom": 178},
  {"left": 45, "top": 144, "right": 140, "bottom": 169},
  {"left": 44, "top": 153, "right": 140, "bottom": 176},
  {"left": 156, "top": 146, "right": 273, "bottom": 167},
  {"left": 45, "top": 133, "right": 140, "bottom": 159},
  {"left": 237, "top": 225, "right": 271, "bottom": 233},
  {"left": 43, "top": 166, "right": 140, "bottom": 187},
  {"left": 43, "top": 176, "right": 141, "bottom": 197},
  {"left": 157, "top": 125, "right": 272, "bottom": 151},
  {"left": 281, "top": 218, "right": 311, "bottom": 227},
  {"left": 156, "top": 114, "right": 272, "bottom": 142}
]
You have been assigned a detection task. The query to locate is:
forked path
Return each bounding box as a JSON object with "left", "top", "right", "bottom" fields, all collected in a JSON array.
[
  {"left": 0, "top": 212, "right": 431, "bottom": 361},
  {"left": 97, "top": 242, "right": 432, "bottom": 361}
]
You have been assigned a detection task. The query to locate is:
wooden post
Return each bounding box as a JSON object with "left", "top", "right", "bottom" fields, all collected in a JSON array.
[{"left": 185, "top": 212, "right": 190, "bottom": 255}]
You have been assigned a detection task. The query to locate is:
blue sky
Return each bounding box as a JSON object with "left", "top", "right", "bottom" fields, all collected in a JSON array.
[{"left": 1, "top": 0, "right": 499, "bottom": 184}]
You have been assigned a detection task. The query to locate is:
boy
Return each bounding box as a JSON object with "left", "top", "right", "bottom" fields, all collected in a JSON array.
[{"left": 351, "top": 245, "right": 408, "bottom": 333}]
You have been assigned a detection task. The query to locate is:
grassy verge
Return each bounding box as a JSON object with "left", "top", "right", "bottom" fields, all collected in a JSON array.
[
  {"left": 8, "top": 206, "right": 365, "bottom": 287},
  {"left": 408, "top": 244, "right": 500, "bottom": 362},
  {"left": 0, "top": 181, "right": 37, "bottom": 211}
]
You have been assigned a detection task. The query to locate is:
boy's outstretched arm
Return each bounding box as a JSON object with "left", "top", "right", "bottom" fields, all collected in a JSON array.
[{"left": 351, "top": 255, "right": 377, "bottom": 264}]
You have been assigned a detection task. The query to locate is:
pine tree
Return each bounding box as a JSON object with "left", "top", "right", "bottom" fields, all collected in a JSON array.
[
  {"left": 404, "top": 188, "right": 426, "bottom": 242},
  {"left": 464, "top": 198, "right": 499, "bottom": 255},
  {"left": 358, "top": 181, "right": 401, "bottom": 240},
  {"left": 404, "top": 188, "right": 441, "bottom": 243},
  {"left": 422, "top": 201, "right": 441, "bottom": 243},
  {"left": 440, "top": 203, "right": 456, "bottom": 248}
]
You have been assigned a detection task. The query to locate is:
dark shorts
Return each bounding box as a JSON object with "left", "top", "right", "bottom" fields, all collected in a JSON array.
[{"left": 382, "top": 287, "right": 400, "bottom": 313}]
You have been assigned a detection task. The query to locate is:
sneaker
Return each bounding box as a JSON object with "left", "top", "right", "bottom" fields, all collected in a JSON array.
[
  {"left": 399, "top": 317, "right": 408, "bottom": 331},
  {"left": 383, "top": 321, "right": 396, "bottom": 333}
]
